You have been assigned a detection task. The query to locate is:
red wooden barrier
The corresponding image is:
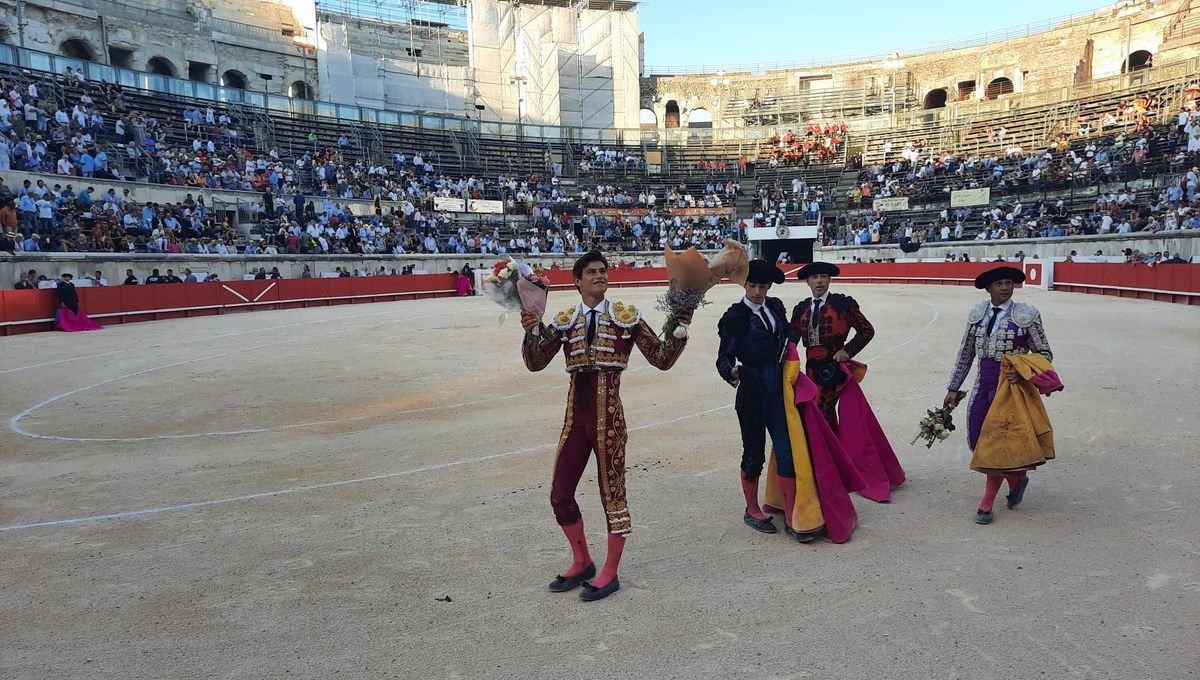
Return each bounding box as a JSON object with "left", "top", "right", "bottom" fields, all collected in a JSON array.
[
  {"left": 5, "top": 262, "right": 1195, "bottom": 335},
  {"left": 1053, "top": 262, "right": 1200, "bottom": 305},
  {"left": 0, "top": 274, "right": 459, "bottom": 335}
]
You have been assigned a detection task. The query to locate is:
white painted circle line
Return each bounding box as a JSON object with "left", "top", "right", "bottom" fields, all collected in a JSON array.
[
  {"left": 8, "top": 309, "right": 465, "bottom": 442},
  {"left": 0, "top": 405, "right": 732, "bottom": 533},
  {"left": 0, "top": 296, "right": 940, "bottom": 533},
  {"left": 0, "top": 300, "right": 496, "bottom": 375}
]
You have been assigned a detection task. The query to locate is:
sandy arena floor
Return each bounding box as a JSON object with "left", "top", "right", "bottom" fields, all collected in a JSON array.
[{"left": 1, "top": 283, "right": 1198, "bottom": 680}]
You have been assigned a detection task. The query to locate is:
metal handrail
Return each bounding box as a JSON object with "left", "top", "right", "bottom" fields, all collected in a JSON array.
[{"left": 4, "top": 43, "right": 1196, "bottom": 146}]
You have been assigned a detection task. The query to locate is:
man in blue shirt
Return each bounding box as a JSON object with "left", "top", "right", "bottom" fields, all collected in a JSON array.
[
  {"left": 80, "top": 151, "right": 95, "bottom": 177},
  {"left": 17, "top": 193, "right": 36, "bottom": 236}
]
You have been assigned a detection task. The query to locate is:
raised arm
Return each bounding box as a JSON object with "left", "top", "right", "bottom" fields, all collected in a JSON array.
[
  {"left": 522, "top": 324, "right": 564, "bottom": 372},
  {"left": 634, "top": 319, "right": 687, "bottom": 371}
]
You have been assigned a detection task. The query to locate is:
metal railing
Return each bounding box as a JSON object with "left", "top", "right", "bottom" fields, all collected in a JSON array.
[
  {"left": 209, "top": 18, "right": 283, "bottom": 42},
  {"left": 2, "top": 42, "right": 1195, "bottom": 149}
]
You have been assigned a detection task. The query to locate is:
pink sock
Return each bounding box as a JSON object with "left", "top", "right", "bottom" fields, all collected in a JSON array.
[
  {"left": 777, "top": 476, "right": 797, "bottom": 529},
  {"left": 741, "top": 473, "right": 767, "bottom": 520},
  {"left": 561, "top": 520, "right": 591, "bottom": 577},
  {"left": 1007, "top": 473, "right": 1026, "bottom": 490},
  {"left": 591, "top": 533, "right": 626, "bottom": 588},
  {"left": 979, "top": 475, "right": 1004, "bottom": 512}
]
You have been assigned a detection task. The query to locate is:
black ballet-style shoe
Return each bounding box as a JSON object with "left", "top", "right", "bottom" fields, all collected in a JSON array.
[
  {"left": 975, "top": 509, "right": 994, "bottom": 525},
  {"left": 743, "top": 510, "right": 777, "bottom": 533},
  {"left": 1006, "top": 477, "right": 1030, "bottom": 509},
  {"left": 784, "top": 525, "right": 819, "bottom": 543},
  {"left": 579, "top": 576, "right": 620, "bottom": 602},
  {"left": 548, "top": 562, "right": 596, "bottom": 593}
]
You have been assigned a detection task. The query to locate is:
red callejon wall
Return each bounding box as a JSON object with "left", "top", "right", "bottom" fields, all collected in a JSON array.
[
  {"left": 0, "top": 274, "right": 460, "bottom": 335},
  {"left": 4, "top": 263, "right": 1196, "bottom": 335},
  {"left": 1053, "top": 263, "right": 1200, "bottom": 305}
]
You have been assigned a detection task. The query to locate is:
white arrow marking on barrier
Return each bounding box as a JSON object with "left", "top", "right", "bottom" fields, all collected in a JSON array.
[
  {"left": 252, "top": 282, "right": 277, "bottom": 302},
  {"left": 220, "top": 285, "right": 249, "bottom": 303}
]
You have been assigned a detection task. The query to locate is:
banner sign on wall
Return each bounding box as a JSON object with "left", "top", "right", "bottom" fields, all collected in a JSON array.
[
  {"left": 950, "top": 187, "right": 991, "bottom": 207},
  {"left": 467, "top": 199, "right": 505, "bottom": 214},
  {"left": 872, "top": 197, "right": 909, "bottom": 212},
  {"left": 433, "top": 196, "right": 466, "bottom": 212}
]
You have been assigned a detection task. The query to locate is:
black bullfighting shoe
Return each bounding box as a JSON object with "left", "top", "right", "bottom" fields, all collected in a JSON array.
[
  {"left": 784, "top": 525, "right": 819, "bottom": 543},
  {"left": 579, "top": 576, "right": 620, "bottom": 602},
  {"left": 743, "top": 510, "right": 777, "bottom": 533},
  {"left": 975, "top": 509, "right": 994, "bottom": 525},
  {"left": 549, "top": 562, "right": 596, "bottom": 592},
  {"left": 1006, "top": 477, "right": 1030, "bottom": 509}
]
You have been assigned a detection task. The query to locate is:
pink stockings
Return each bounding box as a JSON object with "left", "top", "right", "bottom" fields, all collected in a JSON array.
[
  {"left": 560, "top": 520, "right": 625, "bottom": 588},
  {"left": 561, "top": 520, "right": 591, "bottom": 578},
  {"left": 741, "top": 472, "right": 767, "bottom": 520},
  {"left": 979, "top": 473, "right": 1027, "bottom": 512}
]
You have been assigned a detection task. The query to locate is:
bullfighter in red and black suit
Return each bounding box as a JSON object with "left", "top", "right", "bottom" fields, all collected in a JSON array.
[
  {"left": 789, "top": 262, "right": 874, "bottom": 429},
  {"left": 790, "top": 262, "right": 905, "bottom": 502}
]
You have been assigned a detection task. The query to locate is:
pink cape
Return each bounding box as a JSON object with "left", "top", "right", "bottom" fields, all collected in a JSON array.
[
  {"left": 56, "top": 307, "right": 103, "bottom": 332},
  {"left": 1030, "top": 370, "right": 1064, "bottom": 396},
  {"left": 455, "top": 273, "right": 471, "bottom": 296},
  {"left": 794, "top": 370, "right": 866, "bottom": 543},
  {"left": 835, "top": 360, "right": 905, "bottom": 502}
]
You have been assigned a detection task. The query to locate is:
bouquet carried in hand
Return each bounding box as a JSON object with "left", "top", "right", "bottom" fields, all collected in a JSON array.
[
  {"left": 481, "top": 257, "right": 551, "bottom": 335},
  {"left": 911, "top": 391, "right": 967, "bottom": 448},
  {"left": 656, "top": 239, "right": 749, "bottom": 339}
]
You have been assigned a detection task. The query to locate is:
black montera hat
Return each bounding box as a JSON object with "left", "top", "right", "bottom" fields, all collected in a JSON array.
[
  {"left": 796, "top": 262, "right": 840, "bottom": 279},
  {"left": 746, "top": 259, "right": 785, "bottom": 285},
  {"left": 974, "top": 266, "right": 1025, "bottom": 289}
]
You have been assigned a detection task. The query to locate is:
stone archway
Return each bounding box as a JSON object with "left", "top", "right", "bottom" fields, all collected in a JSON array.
[
  {"left": 984, "top": 77, "right": 1013, "bottom": 100},
  {"left": 665, "top": 100, "right": 680, "bottom": 129},
  {"left": 687, "top": 108, "right": 713, "bottom": 128},
  {"left": 1123, "top": 50, "right": 1153, "bottom": 73},
  {"left": 289, "top": 80, "right": 313, "bottom": 98},
  {"left": 60, "top": 38, "right": 96, "bottom": 61},
  {"left": 222, "top": 70, "right": 249, "bottom": 89},
  {"left": 639, "top": 107, "right": 657, "bottom": 129},
  {"left": 146, "top": 56, "right": 178, "bottom": 77},
  {"left": 923, "top": 88, "right": 948, "bottom": 110}
]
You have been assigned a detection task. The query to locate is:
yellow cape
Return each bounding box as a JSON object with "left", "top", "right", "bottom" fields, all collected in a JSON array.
[
  {"left": 971, "top": 353, "right": 1056, "bottom": 474},
  {"left": 763, "top": 357, "right": 825, "bottom": 533}
]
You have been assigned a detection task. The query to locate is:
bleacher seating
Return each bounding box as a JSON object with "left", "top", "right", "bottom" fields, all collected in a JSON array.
[{"left": 0, "top": 53, "right": 1197, "bottom": 257}]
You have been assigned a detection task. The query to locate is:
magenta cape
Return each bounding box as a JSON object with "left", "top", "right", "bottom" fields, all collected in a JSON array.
[
  {"left": 56, "top": 307, "right": 103, "bottom": 332},
  {"left": 835, "top": 360, "right": 905, "bottom": 502},
  {"left": 795, "top": 370, "right": 865, "bottom": 543},
  {"left": 455, "top": 273, "right": 472, "bottom": 296}
]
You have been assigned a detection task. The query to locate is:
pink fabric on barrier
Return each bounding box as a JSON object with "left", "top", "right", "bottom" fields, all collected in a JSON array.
[{"left": 56, "top": 307, "right": 103, "bottom": 332}]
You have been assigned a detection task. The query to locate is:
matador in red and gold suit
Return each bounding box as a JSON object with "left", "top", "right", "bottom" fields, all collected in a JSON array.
[{"left": 521, "top": 251, "right": 689, "bottom": 602}]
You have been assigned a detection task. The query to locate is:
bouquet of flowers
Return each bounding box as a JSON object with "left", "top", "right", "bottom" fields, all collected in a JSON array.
[
  {"left": 481, "top": 257, "right": 551, "bottom": 335},
  {"left": 911, "top": 391, "right": 967, "bottom": 448},
  {"left": 656, "top": 239, "right": 749, "bottom": 339}
]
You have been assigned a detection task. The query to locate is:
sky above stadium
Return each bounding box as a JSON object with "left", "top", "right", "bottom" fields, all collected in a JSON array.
[{"left": 640, "top": 0, "right": 1111, "bottom": 69}]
